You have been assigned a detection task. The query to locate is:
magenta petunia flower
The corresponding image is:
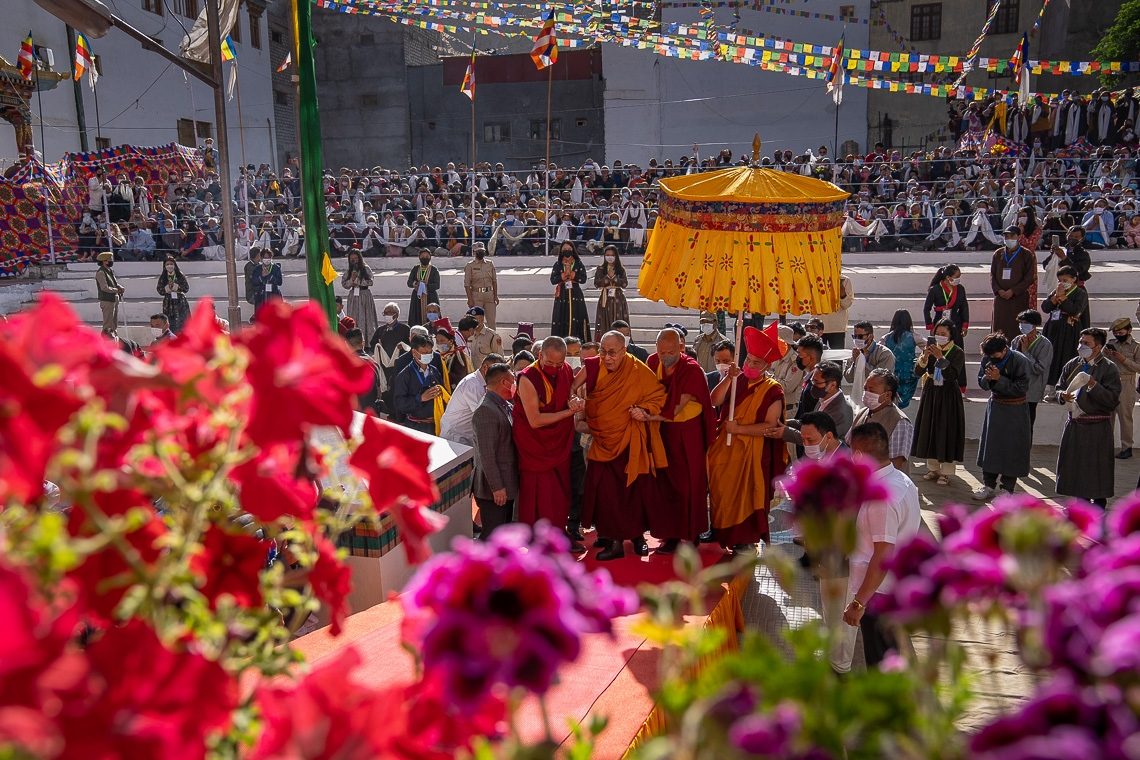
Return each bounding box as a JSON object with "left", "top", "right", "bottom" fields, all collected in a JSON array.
[
  {"left": 401, "top": 521, "right": 637, "bottom": 704},
  {"left": 779, "top": 454, "right": 889, "bottom": 519},
  {"left": 727, "top": 701, "right": 802, "bottom": 756}
]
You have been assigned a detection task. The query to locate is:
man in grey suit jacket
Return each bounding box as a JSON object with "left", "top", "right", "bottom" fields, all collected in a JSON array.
[
  {"left": 471, "top": 363, "right": 519, "bottom": 537},
  {"left": 771, "top": 361, "right": 854, "bottom": 450}
]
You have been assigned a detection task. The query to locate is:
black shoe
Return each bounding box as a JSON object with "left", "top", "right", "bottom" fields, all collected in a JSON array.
[
  {"left": 633, "top": 539, "right": 650, "bottom": 557},
  {"left": 698, "top": 530, "right": 715, "bottom": 543},
  {"left": 1117, "top": 449, "right": 1133, "bottom": 460},
  {"left": 596, "top": 543, "right": 625, "bottom": 561},
  {"left": 657, "top": 538, "right": 681, "bottom": 554}
]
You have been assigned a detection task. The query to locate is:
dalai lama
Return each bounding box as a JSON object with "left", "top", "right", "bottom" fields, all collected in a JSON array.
[
  {"left": 576, "top": 331, "right": 668, "bottom": 561},
  {"left": 707, "top": 322, "right": 790, "bottom": 554},
  {"left": 644, "top": 327, "right": 716, "bottom": 552}
]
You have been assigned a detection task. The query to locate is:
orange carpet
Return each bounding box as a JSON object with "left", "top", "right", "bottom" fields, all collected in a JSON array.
[{"left": 290, "top": 540, "right": 745, "bottom": 758}]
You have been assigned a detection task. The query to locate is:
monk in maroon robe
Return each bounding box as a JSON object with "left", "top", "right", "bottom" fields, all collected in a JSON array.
[
  {"left": 645, "top": 328, "right": 715, "bottom": 552},
  {"left": 513, "top": 336, "right": 583, "bottom": 546}
]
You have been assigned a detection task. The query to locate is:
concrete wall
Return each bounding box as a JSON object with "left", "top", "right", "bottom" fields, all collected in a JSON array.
[
  {"left": 3, "top": 0, "right": 275, "bottom": 168},
  {"left": 867, "top": 0, "right": 1131, "bottom": 151},
  {"left": 601, "top": 0, "right": 871, "bottom": 167},
  {"left": 407, "top": 49, "right": 607, "bottom": 170}
]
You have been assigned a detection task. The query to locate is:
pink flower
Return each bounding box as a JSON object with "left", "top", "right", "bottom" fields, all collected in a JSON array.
[
  {"left": 780, "top": 454, "right": 889, "bottom": 518},
  {"left": 728, "top": 701, "right": 802, "bottom": 756}
]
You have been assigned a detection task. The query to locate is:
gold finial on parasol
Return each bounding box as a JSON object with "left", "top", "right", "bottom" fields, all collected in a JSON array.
[{"left": 751, "top": 133, "right": 761, "bottom": 163}]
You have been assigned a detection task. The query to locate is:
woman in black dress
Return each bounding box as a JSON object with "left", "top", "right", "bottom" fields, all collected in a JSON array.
[
  {"left": 549, "top": 242, "right": 591, "bottom": 340},
  {"left": 922, "top": 264, "right": 970, "bottom": 350},
  {"left": 1041, "top": 265, "right": 1090, "bottom": 386},
  {"left": 156, "top": 256, "right": 191, "bottom": 334},
  {"left": 911, "top": 318, "right": 967, "bottom": 487},
  {"left": 406, "top": 248, "right": 441, "bottom": 325}
]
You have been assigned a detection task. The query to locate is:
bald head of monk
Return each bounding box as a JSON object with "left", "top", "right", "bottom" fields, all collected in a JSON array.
[
  {"left": 539, "top": 335, "right": 567, "bottom": 372},
  {"left": 655, "top": 328, "right": 683, "bottom": 370},
  {"left": 599, "top": 331, "right": 628, "bottom": 372}
]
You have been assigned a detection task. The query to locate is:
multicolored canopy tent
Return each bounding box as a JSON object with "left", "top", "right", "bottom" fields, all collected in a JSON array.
[{"left": 639, "top": 145, "right": 849, "bottom": 318}]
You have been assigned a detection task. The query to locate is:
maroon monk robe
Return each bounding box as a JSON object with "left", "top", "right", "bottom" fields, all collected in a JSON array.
[
  {"left": 645, "top": 352, "right": 715, "bottom": 541},
  {"left": 512, "top": 362, "right": 574, "bottom": 528}
]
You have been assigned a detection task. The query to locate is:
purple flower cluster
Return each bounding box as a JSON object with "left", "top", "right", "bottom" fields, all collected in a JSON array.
[
  {"left": 705, "top": 684, "right": 829, "bottom": 759},
  {"left": 779, "top": 454, "right": 889, "bottom": 519},
  {"left": 400, "top": 521, "right": 638, "bottom": 704},
  {"left": 872, "top": 495, "right": 1096, "bottom": 630}
]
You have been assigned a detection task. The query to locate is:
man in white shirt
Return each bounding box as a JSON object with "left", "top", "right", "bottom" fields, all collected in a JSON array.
[
  {"left": 439, "top": 353, "right": 505, "bottom": 446},
  {"left": 833, "top": 422, "right": 922, "bottom": 672}
]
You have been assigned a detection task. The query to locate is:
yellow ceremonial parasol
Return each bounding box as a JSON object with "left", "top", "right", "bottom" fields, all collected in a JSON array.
[
  {"left": 638, "top": 135, "right": 849, "bottom": 443},
  {"left": 639, "top": 135, "right": 849, "bottom": 317}
]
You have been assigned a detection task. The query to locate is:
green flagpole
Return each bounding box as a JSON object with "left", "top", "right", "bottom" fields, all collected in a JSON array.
[{"left": 291, "top": 0, "right": 337, "bottom": 328}]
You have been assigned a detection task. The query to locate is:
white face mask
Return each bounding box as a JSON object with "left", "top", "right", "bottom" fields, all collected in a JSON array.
[
  {"left": 716, "top": 362, "right": 731, "bottom": 376},
  {"left": 435, "top": 342, "right": 450, "bottom": 353},
  {"left": 1077, "top": 344, "right": 1094, "bottom": 359},
  {"left": 384, "top": 314, "right": 397, "bottom": 324},
  {"left": 862, "top": 390, "right": 883, "bottom": 409},
  {"left": 1004, "top": 238, "right": 1020, "bottom": 250},
  {"left": 934, "top": 335, "right": 951, "bottom": 346},
  {"left": 851, "top": 336, "right": 867, "bottom": 349},
  {"left": 604, "top": 255, "right": 615, "bottom": 263},
  {"left": 417, "top": 352, "right": 433, "bottom": 365},
  {"left": 565, "top": 356, "right": 582, "bottom": 369},
  {"left": 150, "top": 327, "right": 163, "bottom": 338},
  {"left": 700, "top": 323, "right": 715, "bottom": 336},
  {"left": 948, "top": 278, "right": 961, "bottom": 287},
  {"left": 803, "top": 444, "right": 824, "bottom": 461}
]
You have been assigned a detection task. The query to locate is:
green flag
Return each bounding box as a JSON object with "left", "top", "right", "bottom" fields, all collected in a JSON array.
[{"left": 293, "top": 0, "right": 337, "bottom": 328}]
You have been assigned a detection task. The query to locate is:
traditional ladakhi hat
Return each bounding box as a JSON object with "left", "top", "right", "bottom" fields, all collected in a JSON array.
[{"left": 742, "top": 322, "right": 787, "bottom": 364}]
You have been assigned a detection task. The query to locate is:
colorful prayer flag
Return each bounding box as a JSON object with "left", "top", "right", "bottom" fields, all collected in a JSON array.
[
  {"left": 18, "top": 33, "right": 34, "bottom": 81},
  {"left": 73, "top": 33, "right": 96, "bottom": 86},
  {"left": 220, "top": 34, "right": 237, "bottom": 62},
  {"left": 825, "top": 33, "right": 845, "bottom": 106},
  {"left": 1012, "top": 32, "right": 1031, "bottom": 105},
  {"left": 460, "top": 51, "right": 475, "bottom": 100},
  {"left": 530, "top": 11, "right": 558, "bottom": 70},
  {"left": 276, "top": 52, "right": 291, "bottom": 73}
]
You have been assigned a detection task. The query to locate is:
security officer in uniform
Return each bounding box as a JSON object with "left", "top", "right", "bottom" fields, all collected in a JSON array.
[
  {"left": 1105, "top": 316, "right": 1140, "bottom": 459},
  {"left": 466, "top": 306, "right": 503, "bottom": 369},
  {"left": 463, "top": 242, "right": 500, "bottom": 328}
]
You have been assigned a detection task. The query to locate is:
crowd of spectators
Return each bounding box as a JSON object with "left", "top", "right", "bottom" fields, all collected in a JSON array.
[{"left": 67, "top": 86, "right": 1140, "bottom": 263}]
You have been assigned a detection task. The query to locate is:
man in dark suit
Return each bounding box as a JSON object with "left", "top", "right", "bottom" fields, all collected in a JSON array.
[
  {"left": 705, "top": 340, "right": 736, "bottom": 395},
  {"left": 471, "top": 363, "right": 518, "bottom": 537},
  {"left": 393, "top": 334, "right": 445, "bottom": 434}
]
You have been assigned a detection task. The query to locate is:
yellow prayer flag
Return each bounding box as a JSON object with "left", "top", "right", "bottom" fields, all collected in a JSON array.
[{"left": 320, "top": 252, "right": 338, "bottom": 286}]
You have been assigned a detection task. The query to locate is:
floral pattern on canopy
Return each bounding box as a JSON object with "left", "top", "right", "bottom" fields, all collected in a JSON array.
[{"left": 638, "top": 164, "right": 849, "bottom": 316}]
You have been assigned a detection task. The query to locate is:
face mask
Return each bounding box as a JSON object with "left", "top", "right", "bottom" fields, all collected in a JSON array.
[
  {"left": 1017, "top": 216, "right": 1028, "bottom": 224},
  {"left": 1019, "top": 322, "right": 1034, "bottom": 335},
  {"left": 948, "top": 278, "right": 961, "bottom": 287},
  {"left": 1059, "top": 280, "right": 1075, "bottom": 290},
  {"left": 1077, "top": 344, "right": 1094, "bottom": 359},
  {"left": 165, "top": 266, "right": 175, "bottom": 273},
  {"left": 427, "top": 312, "right": 440, "bottom": 322},
  {"left": 700, "top": 323, "right": 715, "bottom": 336},
  {"left": 803, "top": 444, "right": 824, "bottom": 461},
  {"left": 384, "top": 314, "right": 397, "bottom": 324},
  {"left": 851, "top": 336, "right": 867, "bottom": 348},
  {"left": 862, "top": 390, "right": 882, "bottom": 409},
  {"left": 435, "top": 342, "right": 450, "bottom": 353},
  {"left": 1004, "top": 239, "right": 1020, "bottom": 250},
  {"left": 604, "top": 255, "right": 615, "bottom": 263},
  {"left": 417, "top": 352, "right": 433, "bottom": 366},
  {"left": 150, "top": 327, "right": 163, "bottom": 338},
  {"left": 541, "top": 362, "right": 560, "bottom": 378},
  {"left": 475, "top": 250, "right": 485, "bottom": 259},
  {"left": 420, "top": 257, "right": 431, "bottom": 265},
  {"left": 565, "top": 356, "right": 582, "bottom": 369},
  {"left": 741, "top": 365, "right": 763, "bottom": 380},
  {"left": 934, "top": 335, "right": 951, "bottom": 346},
  {"left": 810, "top": 384, "right": 828, "bottom": 399},
  {"left": 1115, "top": 333, "right": 1129, "bottom": 342},
  {"left": 716, "top": 362, "right": 731, "bottom": 376}
]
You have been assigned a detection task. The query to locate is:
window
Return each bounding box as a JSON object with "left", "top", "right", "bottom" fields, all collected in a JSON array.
[
  {"left": 142, "top": 0, "right": 163, "bottom": 16},
  {"left": 274, "top": 89, "right": 289, "bottom": 106},
  {"left": 95, "top": 137, "right": 111, "bottom": 150},
  {"left": 195, "top": 121, "right": 212, "bottom": 139},
  {"left": 993, "top": 0, "right": 1019, "bottom": 34},
  {"left": 359, "top": 93, "right": 378, "bottom": 107},
  {"left": 529, "top": 119, "right": 561, "bottom": 140},
  {"left": 249, "top": 9, "right": 261, "bottom": 48},
  {"left": 910, "top": 3, "right": 942, "bottom": 41},
  {"left": 177, "top": 118, "right": 196, "bottom": 146},
  {"left": 575, "top": 117, "right": 588, "bottom": 128},
  {"left": 171, "top": 0, "right": 198, "bottom": 17},
  {"left": 271, "top": 29, "right": 283, "bottom": 44},
  {"left": 839, "top": 4, "right": 856, "bottom": 22},
  {"left": 484, "top": 122, "right": 510, "bottom": 143}
]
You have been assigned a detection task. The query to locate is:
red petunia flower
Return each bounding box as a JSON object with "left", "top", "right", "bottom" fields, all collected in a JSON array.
[
  {"left": 231, "top": 442, "right": 318, "bottom": 525},
  {"left": 309, "top": 534, "right": 352, "bottom": 637},
  {"left": 348, "top": 417, "right": 438, "bottom": 514},
  {"left": 236, "top": 301, "right": 374, "bottom": 446},
  {"left": 191, "top": 524, "right": 268, "bottom": 610}
]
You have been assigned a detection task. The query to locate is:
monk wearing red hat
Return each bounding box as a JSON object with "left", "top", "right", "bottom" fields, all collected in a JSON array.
[
  {"left": 645, "top": 327, "right": 716, "bottom": 553},
  {"left": 707, "top": 322, "right": 789, "bottom": 553}
]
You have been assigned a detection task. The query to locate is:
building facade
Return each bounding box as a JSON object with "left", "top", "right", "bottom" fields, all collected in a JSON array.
[
  {"left": 868, "top": 0, "right": 1127, "bottom": 151},
  {"left": 407, "top": 48, "right": 606, "bottom": 171},
  {"left": 3, "top": 0, "right": 276, "bottom": 168}
]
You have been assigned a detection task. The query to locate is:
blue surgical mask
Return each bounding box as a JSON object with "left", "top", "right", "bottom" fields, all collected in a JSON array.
[{"left": 1019, "top": 323, "right": 1034, "bottom": 335}]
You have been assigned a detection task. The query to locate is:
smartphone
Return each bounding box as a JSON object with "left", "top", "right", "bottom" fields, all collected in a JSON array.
[
  {"left": 926, "top": 336, "right": 936, "bottom": 346},
  {"left": 1051, "top": 234, "right": 1061, "bottom": 247}
]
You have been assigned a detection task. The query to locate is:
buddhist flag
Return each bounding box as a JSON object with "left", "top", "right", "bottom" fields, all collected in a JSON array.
[
  {"left": 460, "top": 51, "right": 475, "bottom": 100},
  {"left": 276, "top": 52, "right": 291, "bottom": 73},
  {"left": 220, "top": 34, "right": 237, "bottom": 62},
  {"left": 825, "top": 33, "right": 845, "bottom": 106},
  {"left": 18, "top": 33, "right": 35, "bottom": 80},
  {"left": 74, "top": 33, "right": 97, "bottom": 88},
  {"left": 530, "top": 11, "right": 558, "bottom": 70},
  {"left": 1011, "top": 32, "right": 1031, "bottom": 106}
]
